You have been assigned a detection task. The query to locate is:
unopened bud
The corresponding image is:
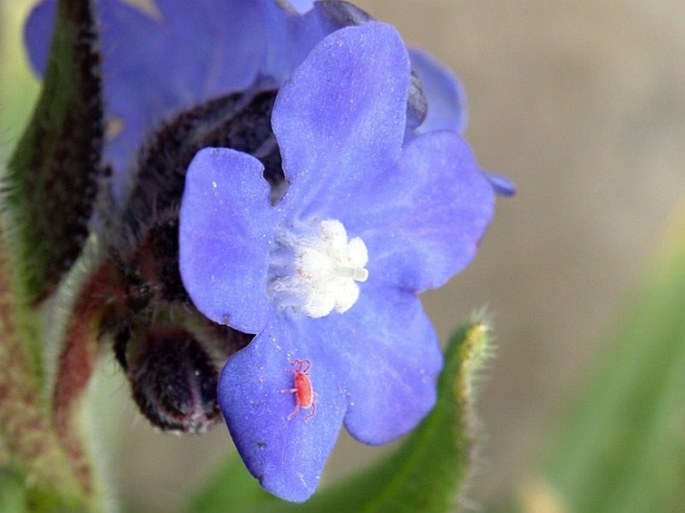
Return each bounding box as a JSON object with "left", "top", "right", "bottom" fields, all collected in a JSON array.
[{"left": 121, "top": 327, "right": 220, "bottom": 433}]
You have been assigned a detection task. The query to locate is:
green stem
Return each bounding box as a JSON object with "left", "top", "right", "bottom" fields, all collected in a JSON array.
[{"left": 0, "top": 244, "right": 84, "bottom": 506}]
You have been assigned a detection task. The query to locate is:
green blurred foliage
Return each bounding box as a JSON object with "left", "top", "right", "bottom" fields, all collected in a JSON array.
[
  {"left": 0, "top": 1, "right": 40, "bottom": 156},
  {"left": 516, "top": 210, "right": 685, "bottom": 513}
]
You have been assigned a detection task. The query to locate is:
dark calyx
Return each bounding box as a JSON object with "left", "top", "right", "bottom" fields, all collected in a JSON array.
[{"left": 101, "top": 89, "right": 278, "bottom": 432}]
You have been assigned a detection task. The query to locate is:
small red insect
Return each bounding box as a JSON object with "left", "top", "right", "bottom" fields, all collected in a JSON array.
[{"left": 282, "top": 358, "right": 317, "bottom": 421}]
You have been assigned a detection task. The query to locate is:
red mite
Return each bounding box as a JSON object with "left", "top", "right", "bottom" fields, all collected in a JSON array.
[{"left": 282, "top": 359, "right": 317, "bottom": 421}]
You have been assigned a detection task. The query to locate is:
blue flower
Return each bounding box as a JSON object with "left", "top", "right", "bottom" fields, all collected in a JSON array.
[
  {"left": 25, "top": 0, "right": 509, "bottom": 501},
  {"left": 179, "top": 22, "right": 496, "bottom": 501}
]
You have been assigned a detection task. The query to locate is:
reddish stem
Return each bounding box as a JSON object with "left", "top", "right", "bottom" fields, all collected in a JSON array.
[
  {"left": 51, "top": 259, "right": 125, "bottom": 494},
  {"left": 0, "top": 248, "right": 78, "bottom": 493}
]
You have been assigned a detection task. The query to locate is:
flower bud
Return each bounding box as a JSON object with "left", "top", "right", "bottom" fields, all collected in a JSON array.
[
  {"left": 113, "top": 318, "right": 250, "bottom": 433},
  {"left": 99, "top": 90, "right": 280, "bottom": 432},
  {"left": 120, "top": 327, "right": 218, "bottom": 433}
]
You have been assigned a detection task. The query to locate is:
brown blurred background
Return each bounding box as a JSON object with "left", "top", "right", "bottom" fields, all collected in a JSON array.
[{"left": 3, "top": 1, "right": 685, "bottom": 511}]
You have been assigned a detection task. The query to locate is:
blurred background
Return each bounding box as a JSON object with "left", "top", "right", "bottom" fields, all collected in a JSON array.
[{"left": 2, "top": 0, "right": 685, "bottom": 511}]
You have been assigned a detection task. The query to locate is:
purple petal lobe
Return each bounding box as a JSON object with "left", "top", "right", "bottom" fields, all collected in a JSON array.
[
  {"left": 485, "top": 171, "right": 518, "bottom": 196},
  {"left": 151, "top": 0, "right": 264, "bottom": 100},
  {"left": 259, "top": 0, "right": 328, "bottom": 86},
  {"left": 322, "top": 282, "right": 442, "bottom": 444},
  {"left": 410, "top": 48, "right": 468, "bottom": 134},
  {"left": 24, "top": 0, "right": 56, "bottom": 76},
  {"left": 27, "top": 0, "right": 267, "bottom": 200},
  {"left": 101, "top": 0, "right": 265, "bottom": 198},
  {"left": 219, "top": 316, "right": 347, "bottom": 502},
  {"left": 272, "top": 22, "right": 409, "bottom": 213},
  {"left": 339, "top": 131, "right": 495, "bottom": 292},
  {"left": 179, "top": 148, "right": 278, "bottom": 333}
]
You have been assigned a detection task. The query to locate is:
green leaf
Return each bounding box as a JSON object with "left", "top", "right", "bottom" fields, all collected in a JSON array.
[
  {"left": 521, "top": 220, "right": 685, "bottom": 513},
  {"left": 0, "top": 468, "right": 90, "bottom": 513},
  {"left": 0, "top": 3, "right": 107, "bottom": 510},
  {"left": 186, "top": 320, "right": 492, "bottom": 513},
  {"left": 4, "top": 0, "right": 103, "bottom": 304},
  {"left": 0, "top": 2, "right": 40, "bottom": 144},
  {"left": 0, "top": 469, "right": 26, "bottom": 513}
]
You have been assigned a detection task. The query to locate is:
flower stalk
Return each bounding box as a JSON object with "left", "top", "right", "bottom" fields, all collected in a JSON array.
[
  {"left": 0, "top": 244, "right": 91, "bottom": 511},
  {"left": 0, "top": 0, "right": 110, "bottom": 509}
]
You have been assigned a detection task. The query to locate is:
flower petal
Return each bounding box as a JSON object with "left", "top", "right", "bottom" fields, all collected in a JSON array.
[
  {"left": 24, "top": 0, "right": 55, "bottom": 76},
  {"left": 485, "top": 170, "right": 518, "bottom": 196},
  {"left": 219, "top": 315, "right": 347, "bottom": 502},
  {"left": 179, "top": 148, "right": 278, "bottom": 333},
  {"left": 340, "top": 131, "right": 495, "bottom": 292},
  {"left": 97, "top": 0, "right": 172, "bottom": 194},
  {"left": 271, "top": 22, "right": 409, "bottom": 214},
  {"left": 318, "top": 282, "right": 442, "bottom": 444},
  {"left": 259, "top": 0, "right": 329, "bottom": 86},
  {"left": 151, "top": 0, "right": 264, "bottom": 99},
  {"left": 26, "top": 0, "right": 267, "bottom": 199},
  {"left": 103, "top": 0, "right": 265, "bottom": 197},
  {"left": 410, "top": 48, "right": 468, "bottom": 134}
]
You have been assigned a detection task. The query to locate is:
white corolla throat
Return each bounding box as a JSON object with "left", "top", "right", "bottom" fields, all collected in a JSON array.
[{"left": 268, "top": 219, "right": 369, "bottom": 318}]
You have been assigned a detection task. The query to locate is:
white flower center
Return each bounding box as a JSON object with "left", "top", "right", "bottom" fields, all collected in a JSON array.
[{"left": 268, "top": 219, "right": 369, "bottom": 318}]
